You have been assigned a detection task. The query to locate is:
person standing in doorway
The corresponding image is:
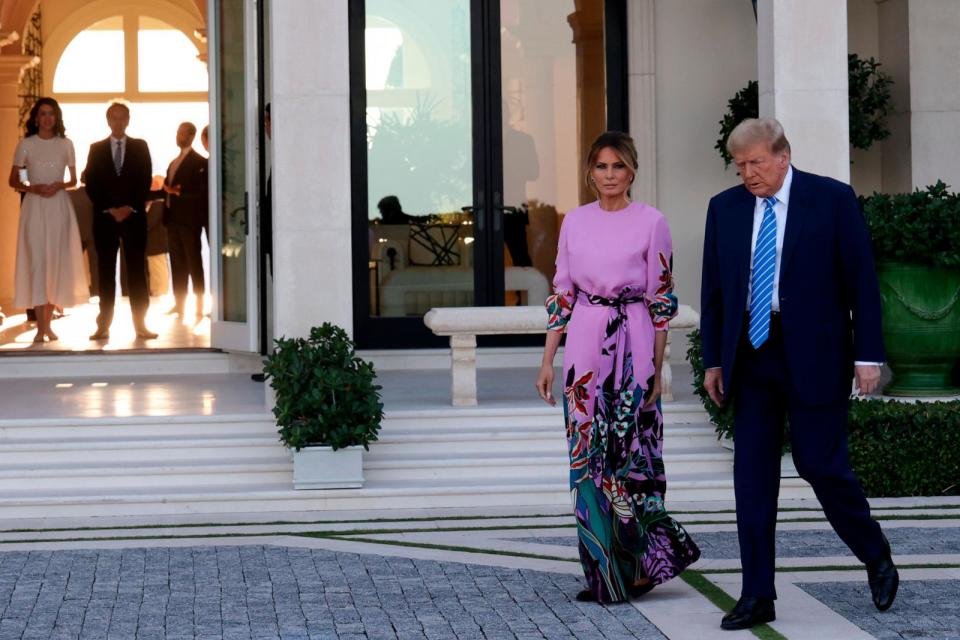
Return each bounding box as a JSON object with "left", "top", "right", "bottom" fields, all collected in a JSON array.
[
  {"left": 699, "top": 118, "right": 898, "bottom": 630},
  {"left": 8, "top": 97, "right": 88, "bottom": 342},
  {"left": 535, "top": 131, "right": 700, "bottom": 603},
  {"left": 84, "top": 101, "right": 156, "bottom": 340},
  {"left": 162, "top": 122, "right": 207, "bottom": 321}
]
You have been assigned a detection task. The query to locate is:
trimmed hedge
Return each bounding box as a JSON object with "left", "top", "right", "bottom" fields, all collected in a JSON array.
[
  {"left": 686, "top": 329, "right": 960, "bottom": 497},
  {"left": 849, "top": 399, "right": 960, "bottom": 497}
]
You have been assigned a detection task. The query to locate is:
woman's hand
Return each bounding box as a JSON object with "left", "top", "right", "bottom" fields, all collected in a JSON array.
[
  {"left": 34, "top": 183, "right": 60, "bottom": 198},
  {"left": 644, "top": 374, "right": 662, "bottom": 409},
  {"left": 535, "top": 362, "right": 556, "bottom": 406}
]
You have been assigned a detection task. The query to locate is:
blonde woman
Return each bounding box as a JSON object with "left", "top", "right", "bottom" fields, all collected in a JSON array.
[{"left": 536, "top": 131, "right": 700, "bottom": 603}]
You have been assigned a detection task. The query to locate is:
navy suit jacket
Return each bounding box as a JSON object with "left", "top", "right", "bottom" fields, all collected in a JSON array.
[{"left": 699, "top": 168, "right": 885, "bottom": 406}]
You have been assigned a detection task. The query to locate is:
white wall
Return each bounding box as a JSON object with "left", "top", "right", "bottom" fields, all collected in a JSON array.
[{"left": 650, "top": 0, "right": 757, "bottom": 313}]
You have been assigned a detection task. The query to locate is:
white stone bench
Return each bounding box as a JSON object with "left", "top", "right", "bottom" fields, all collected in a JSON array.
[{"left": 423, "top": 305, "right": 700, "bottom": 406}]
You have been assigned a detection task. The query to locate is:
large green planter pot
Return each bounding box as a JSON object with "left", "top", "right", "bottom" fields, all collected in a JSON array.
[{"left": 877, "top": 262, "right": 960, "bottom": 396}]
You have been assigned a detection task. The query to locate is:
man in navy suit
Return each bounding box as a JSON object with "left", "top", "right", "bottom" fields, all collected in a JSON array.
[
  {"left": 699, "top": 118, "right": 898, "bottom": 630},
  {"left": 84, "top": 102, "right": 156, "bottom": 340}
]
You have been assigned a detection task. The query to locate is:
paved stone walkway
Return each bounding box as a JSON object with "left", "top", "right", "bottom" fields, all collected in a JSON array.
[
  {"left": 799, "top": 580, "right": 960, "bottom": 640},
  {"left": 0, "top": 547, "right": 665, "bottom": 640}
]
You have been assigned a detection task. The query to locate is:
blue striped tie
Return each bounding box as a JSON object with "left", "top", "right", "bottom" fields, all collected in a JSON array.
[{"left": 748, "top": 196, "right": 778, "bottom": 348}]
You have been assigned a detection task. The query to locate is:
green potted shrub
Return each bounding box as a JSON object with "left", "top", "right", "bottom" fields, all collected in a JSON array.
[
  {"left": 264, "top": 323, "right": 384, "bottom": 489},
  {"left": 862, "top": 181, "right": 960, "bottom": 396}
]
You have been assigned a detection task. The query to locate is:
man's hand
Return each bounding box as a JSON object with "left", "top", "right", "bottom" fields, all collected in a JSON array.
[
  {"left": 109, "top": 206, "right": 134, "bottom": 222},
  {"left": 855, "top": 364, "right": 882, "bottom": 396},
  {"left": 704, "top": 367, "right": 725, "bottom": 406}
]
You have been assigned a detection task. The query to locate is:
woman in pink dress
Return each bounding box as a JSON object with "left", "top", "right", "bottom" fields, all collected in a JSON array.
[{"left": 536, "top": 131, "right": 700, "bottom": 603}]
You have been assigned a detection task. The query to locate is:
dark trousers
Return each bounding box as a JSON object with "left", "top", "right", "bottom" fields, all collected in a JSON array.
[
  {"left": 732, "top": 313, "right": 884, "bottom": 599},
  {"left": 93, "top": 212, "right": 149, "bottom": 330},
  {"left": 166, "top": 223, "right": 205, "bottom": 311}
]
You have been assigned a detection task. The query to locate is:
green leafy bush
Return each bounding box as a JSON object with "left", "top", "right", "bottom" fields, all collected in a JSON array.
[
  {"left": 687, "top": 331, "right": 960, "bottom": 497},
  {"left": 264, "top": 323, "right": 384, "bottom": 451},
  {"left": 715, "top": 54, "right": 893, "bottom": 166},
  {"left": 848, "top": 399, "right": 960, "bottom": 497},
  {"left": 685, "top": 329, "right": 736, "bottom": 441},
  {"left": 861, "top": 181, "right": 960, "bottom": 268}
]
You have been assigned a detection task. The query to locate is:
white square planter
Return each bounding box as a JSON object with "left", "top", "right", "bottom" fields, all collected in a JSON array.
[{"left": 292, "top": 445, "right": 364, "bottom": 489}]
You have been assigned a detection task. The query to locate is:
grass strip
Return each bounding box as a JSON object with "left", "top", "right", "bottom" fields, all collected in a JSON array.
[
  {"left": 0, "top": 522, "right": 575, "bottom": 546},
  {"left": 697, "top": 562, "right": 960, "bottom": 574},
  {"left": 680, "top": 571, "right": 787, "bottom": 640}
]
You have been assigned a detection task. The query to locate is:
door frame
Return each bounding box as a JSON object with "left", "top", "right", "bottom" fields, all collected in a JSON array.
[
  {"left": 208, "top": 0, "right": 262, "bottom": 352},
  {"left": 349, "top": 0, "right": 628, "bottom": 349}
]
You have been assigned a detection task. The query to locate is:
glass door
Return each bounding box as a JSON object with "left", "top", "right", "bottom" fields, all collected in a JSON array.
[
  {"left": 497, "top": 0, "right": 611, "bottom": 309},
  {"left": 351, "top": 0, "right": 625, "bottom": 348},
  {"left": 358, "top": 0, "right": 476, "bottom": 346},
  {"left": 209, "top": 0, "right": 261, "bottom": 351}
]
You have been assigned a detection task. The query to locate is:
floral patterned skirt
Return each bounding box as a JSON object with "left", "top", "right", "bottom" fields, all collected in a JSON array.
[{"left": 563, "top": 297, "right": 700, "bottom": 603}]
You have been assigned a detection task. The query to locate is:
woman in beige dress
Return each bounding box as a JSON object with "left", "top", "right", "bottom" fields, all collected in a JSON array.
[{"left": 7, "top": 97, "right": 87, "bottom": 342}]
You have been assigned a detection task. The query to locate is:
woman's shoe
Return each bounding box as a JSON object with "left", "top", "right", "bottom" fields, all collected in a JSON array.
[
  {"left": 575, "top": 589, "right": 597, "bottom": 602},
  {"left": 628, "top": 580, "right": 655, "bottom": 599}
]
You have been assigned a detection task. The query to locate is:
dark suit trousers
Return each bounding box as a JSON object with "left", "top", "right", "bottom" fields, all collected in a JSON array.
[
  {"left": 732, "top": 315, "right": 884, "bottom": 600},
  {"left": 167, "top": 223, "right": 205, "bottom": 310},
  {"left": 94, "top": 212, "right": 150, "bottom": 329}
]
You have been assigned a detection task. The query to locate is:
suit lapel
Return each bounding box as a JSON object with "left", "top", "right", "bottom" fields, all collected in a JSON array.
[
  {"left": 780, "top": 167, "right": 808, "bottom": 279},
  {"left": 732, "top": 187, "right": 756, "bottom": 293}
]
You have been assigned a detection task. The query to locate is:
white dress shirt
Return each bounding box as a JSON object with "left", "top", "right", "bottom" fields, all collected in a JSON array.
[{"left": 746, "top": 167, "right": 792, "bottom": 313}]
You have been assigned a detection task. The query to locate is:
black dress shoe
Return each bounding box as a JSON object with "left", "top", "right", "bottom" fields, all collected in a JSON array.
[
  {"left": 867, "top": 535, "right": 899, "bottom": 611},
  {"left": 721, "top": 596, "right": 775, "bottom": 630}
]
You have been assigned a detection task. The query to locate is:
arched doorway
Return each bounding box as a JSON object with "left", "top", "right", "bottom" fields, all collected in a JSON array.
[{"left": 0, "top": 0, "right": 220, "bottom": 352}]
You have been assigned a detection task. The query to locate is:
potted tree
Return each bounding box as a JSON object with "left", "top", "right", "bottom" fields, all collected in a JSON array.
[
  {"left": 862, "top": 182, "right": 960, "bottom": 396},
  {"left": 264, "top": 323, "right": 384, "bottom": 489}
]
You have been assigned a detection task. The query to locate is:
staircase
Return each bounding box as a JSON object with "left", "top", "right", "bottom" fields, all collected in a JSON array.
[{"left": 0, "top": 399, "right": 813, "bottom": 521}]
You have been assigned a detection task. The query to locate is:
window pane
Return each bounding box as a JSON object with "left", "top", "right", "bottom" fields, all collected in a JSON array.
[
  {"left": 218, "top": 2, "right": 248, "bottom": 323},
  {"left": 53, "top": 17, "right": 124, "bottom": 93},
  {"left": 498, "top": 0, "right": 607, "bottom": 306},
  {"left": 139, "top": 17, "right": 209, "bottom": 92},
  {"left": 365, "top": 1, "right": 475, "bottom": 318}
]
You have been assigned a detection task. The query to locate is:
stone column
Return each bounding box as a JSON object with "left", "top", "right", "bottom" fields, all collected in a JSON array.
[
  {"left": 626, "top": 0, "right": 656, "bottom": 207},
  {"left": 568, "top": 0, "right": 606, "bottom": 205},
  {"left": 901, "top": 0, "right": 960, "bottom": 190},
  {"left": 757, "top": 0, "right": 850, "bottom": 181},
  {"left": 269, "top": 0, "right": 352, "bottom": 338},
  {"left": 0, "top": 55, "right": 32, "bottom": 312}
]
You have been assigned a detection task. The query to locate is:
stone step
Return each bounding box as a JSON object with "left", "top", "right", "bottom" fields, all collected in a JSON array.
[
  {"left": 0, "top": 414, "right": 276, "bottom": 440},
  {"left": 0, "top": 457, "right": 292, "bottom": 492},
  {"left": 0, "top": 476, "right": 814, "bottom": 521},
  {"left": 0, "top": 436, "right": 286, "bottom": 465},
  {"left": 362, "top": 448, "right": 732, "bottom": 483},
  {"left": 372, "top": 423, "right": 720, "bottom": 454}
]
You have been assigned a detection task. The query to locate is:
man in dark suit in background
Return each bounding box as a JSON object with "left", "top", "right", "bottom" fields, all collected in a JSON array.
[
  {"left": 84, "top": 101, "right": 156, "bottom": 340},
  {"left": 163, "top": 122, "right": 207, "bottom": 321},
  {"left": 699, "top": 118, "right": 898, "bottom": 630}
]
